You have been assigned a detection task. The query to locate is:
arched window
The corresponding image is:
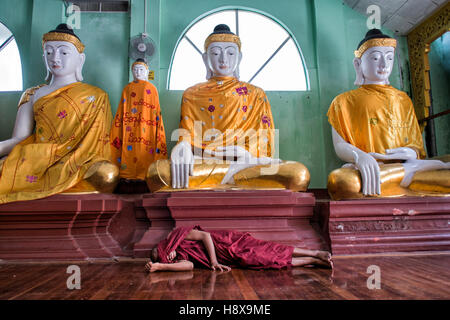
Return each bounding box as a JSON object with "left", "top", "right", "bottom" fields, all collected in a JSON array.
[
  {"left": 168, "top": 8, "right": 309, "bottom": 91},
  {"left": 0, "top": 22, "right": 23, "bottom": 92}
]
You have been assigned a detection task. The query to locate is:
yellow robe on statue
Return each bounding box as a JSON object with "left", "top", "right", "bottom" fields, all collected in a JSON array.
[
  {"left": 146, "top": 76, "right": 310, "bottom": 192},
  {"left": 326, "top": 84, "right": 449, "bottom": 199},
  {"left": 327, "top": 84, "right": 426, "bottom": 158},
  {"left": 110, "top": 80, "right": 167, "bottom": 180},
  {"left": 0, "top": 82, "right": 113, "bottom": 204},
  {"left": 179, "top": 76, "right": 275, "bottom": 157}
]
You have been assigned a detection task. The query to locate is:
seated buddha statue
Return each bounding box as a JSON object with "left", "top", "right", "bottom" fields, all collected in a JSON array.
[
  {"left": 0, "top": 24, "right": 119, "bottom": 204},
  {"left": 110, "top": 58, "right": 167, "bottom": 192},
  {"left": 146, "top": 24, "right": 309, "bottom": 192},
  {"left": 327, "top": 29, "right": 450, "bottom": 200}
]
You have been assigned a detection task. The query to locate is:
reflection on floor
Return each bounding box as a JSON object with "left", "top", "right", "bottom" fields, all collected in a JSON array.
[{"left": 0, "top": 252, "right": 449, "bottom": 300}]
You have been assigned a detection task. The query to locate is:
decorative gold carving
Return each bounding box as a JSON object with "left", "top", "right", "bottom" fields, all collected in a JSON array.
[
  {"left": 42, "top": 32, "right": 85, "bottom": 53},
  {"left": 354, "top": 38, "right": 397, "bottom": 58},
  {"left": 407, "top": 3, "right": 450, "bottom": 130},
  {"left": 204, "top": 33, "right": 241, "bottom": 52}
]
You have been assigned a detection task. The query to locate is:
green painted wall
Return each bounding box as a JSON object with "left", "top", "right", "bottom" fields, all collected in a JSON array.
[
  {"left": 0, "top": 0, "right": 445, "bottom": 189},
  {"left": 429, "top": 32, "right": 450, "bottom": 156}
]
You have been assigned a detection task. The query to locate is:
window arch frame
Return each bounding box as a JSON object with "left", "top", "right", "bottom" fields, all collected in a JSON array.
[
  {"left": 167, "top": 6, "right": 310, "bottom": 91},
  {"left": 0, "top": 20, "right": 23, "bottom": 92}
]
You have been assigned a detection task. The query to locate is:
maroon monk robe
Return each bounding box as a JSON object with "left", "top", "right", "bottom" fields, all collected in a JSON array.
[{"left": 156, "top": 225, "right": 294, "bottom": 270}]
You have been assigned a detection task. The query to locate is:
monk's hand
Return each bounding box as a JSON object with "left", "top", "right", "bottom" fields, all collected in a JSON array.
[
  {"left": 369, "top": 147, "right": 417, "bottom": 162},
  {"left": 352, "top": 150, "right": 381, "bottom": 196},
  {"left": 171, "top": 141, "right": 194, "bottom": 189},
  {"left": 167, "top": 251, "right": 176, "bottom": 261},
  {"left": 145, "top": 261, "right": 159, "bottom": 273},
  {"left": 211, "top": 262, "right": 231, "bottom": 272}
]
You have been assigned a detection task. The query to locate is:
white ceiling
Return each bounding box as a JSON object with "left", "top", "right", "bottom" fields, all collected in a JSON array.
[{"left": 343, "top": 0, "right": 448, "bottom": 35}]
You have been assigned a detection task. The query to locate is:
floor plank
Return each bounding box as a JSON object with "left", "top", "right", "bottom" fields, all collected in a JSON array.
[{"left": 0, "top": 253, "right": 449, "bottom": 300}]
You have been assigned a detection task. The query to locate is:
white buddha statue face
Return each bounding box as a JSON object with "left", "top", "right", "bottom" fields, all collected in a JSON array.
[
  {"left": 353, "top": 46, "right": 395, "bottom": 85},
  {"left": 203, "top": 42, "right": 242, "bottom": 79},
  {"left": 43, "top": 41, "right": 85, "bottom": 82},
  {"left": 132, "top": 64, "right": 149, "bottom": 81}
]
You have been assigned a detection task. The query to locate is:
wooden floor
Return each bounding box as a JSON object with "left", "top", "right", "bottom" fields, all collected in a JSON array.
[{"left": 1, "top": 252, "right": 449, "bottom": 300}]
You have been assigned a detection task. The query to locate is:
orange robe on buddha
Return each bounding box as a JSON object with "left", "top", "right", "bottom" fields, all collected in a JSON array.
[
  {"left": 110, "top": 80, "right": 167, "bottom": 180},
  {"left": 146, "top": 76, "right": 310, "bottom": 192}
]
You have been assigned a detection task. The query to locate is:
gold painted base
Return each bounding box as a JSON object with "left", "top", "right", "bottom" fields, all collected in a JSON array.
[{"left": 146, "top": 159, "right": 310, "bottom": 192}]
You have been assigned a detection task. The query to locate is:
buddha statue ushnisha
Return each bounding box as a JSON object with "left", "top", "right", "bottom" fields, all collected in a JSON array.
[
  {"left": 0, "top": 24, "right": 119, "bottom": 203},
  {"left": 110, "top": 58, "right": 167, "bottom": 184},
  {"left": 147, "top": 24, "right": 310, "bottom": 192},
  {"left": 327, "top": 29, "right": 450, "bottom": 200}
]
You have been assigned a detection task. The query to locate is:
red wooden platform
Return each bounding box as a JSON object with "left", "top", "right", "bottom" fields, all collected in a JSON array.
[
  {"left": 315, "top": 196, "right": 450, "bottom": 255},
  {"left": 0, "top": 194, "right": 137, "bottom": 261},
  {"left": 133, "top": 190, "right": 328, "bottom": 258}
]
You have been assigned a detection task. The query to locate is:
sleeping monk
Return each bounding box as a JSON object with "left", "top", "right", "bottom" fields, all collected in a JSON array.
[{"left": 144, "top": 225, "right": 332, "bottom": 272}]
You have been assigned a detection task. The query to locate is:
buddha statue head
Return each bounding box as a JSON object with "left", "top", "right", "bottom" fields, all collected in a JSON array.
[
  {"left": 203, "top": 24, "right": 242, "bottom": 80},
  {"left": 42, "top": 24, "right": 86, "bottom": 83},
  {"left": 132, "top": 58, "right": 150, "bottom": 81},
  {"left": 353, "top": 29, "right": 397, "bottom": 85}
]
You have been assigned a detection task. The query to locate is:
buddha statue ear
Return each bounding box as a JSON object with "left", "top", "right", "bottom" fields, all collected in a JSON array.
[
  {"left": 76, "top": 53, "right": 86, "bottom": 82},
  {"left": 202, "top": 52, "right": 212, "bottom": 80},
  {"left": 353, "top": 57, "right": 364, "bottom": 86},
  {"left": 43, "top": 54, "right": 52, "bottom": 83},
  {"left": 232, "top": 51, "right": 243, "bottom": 80}
]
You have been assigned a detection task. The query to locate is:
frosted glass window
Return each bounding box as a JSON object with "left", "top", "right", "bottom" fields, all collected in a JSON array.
[
  {"left": 168, "top": 8, "right": 309, "bottom": 91},
  {"left": 0, "top": 22, "right": 23, "bottom": 92}
]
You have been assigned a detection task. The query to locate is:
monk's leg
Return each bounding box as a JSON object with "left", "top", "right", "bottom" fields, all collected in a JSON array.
[{"left": 291, "top": 257, "right": 332, "bottom": 268}]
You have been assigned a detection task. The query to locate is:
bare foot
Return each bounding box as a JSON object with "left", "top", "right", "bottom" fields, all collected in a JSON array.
[
  {"left": 310, "top": 257, "right": 332, "bottom": 269},
  {"left": 145, "top": 261, "right": 159, "bottom": 273},
  {"left": 315, "top": 250, "right": 332, "bottom": 263}
]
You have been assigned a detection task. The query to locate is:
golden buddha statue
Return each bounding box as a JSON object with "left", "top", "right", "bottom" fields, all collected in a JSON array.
[
  {"left": 0, "top": 24, "right": 119, "bottom": 204},
  {"left": 327, "top": 29, "right": 450, "bottom": 200},
  {"left": 146, "top": 24, "right": 309, "bottom": 192},
  {"left": 110, "top": 59, "right": 167, "bottom": 184}
]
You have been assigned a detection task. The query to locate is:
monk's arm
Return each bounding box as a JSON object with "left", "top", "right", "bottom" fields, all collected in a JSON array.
[
  {"left": 0, "top": 101, "right": 34, "bottom": 157},
  {"left": 150, "top": 260, "right": 194, "bottom": 272},
  {"left": 185, "top": 230, "right": 230, "bottom": 271},
  {"left": 185, "top": 229, "right": 219, "bottom": 267}
]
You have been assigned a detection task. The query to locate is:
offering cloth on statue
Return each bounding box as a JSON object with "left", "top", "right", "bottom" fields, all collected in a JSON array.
[
  {"left": 327, "top": 84, "right": 426, "bottom": 159},
  {"left": 157, "top": 225, "right": 294, "bottom": 269},
  {"left": 179, "top": 76, "right": 275, "bottom": 158},
  {"left": 0, "top": 82, "right": 113, "bottom": 204},
  {"left": 110, "top": 80, "right": 167, "bottom": 180}
]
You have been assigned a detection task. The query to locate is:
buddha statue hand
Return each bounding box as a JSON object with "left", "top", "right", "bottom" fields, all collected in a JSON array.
[
  {"left": 205, "top": 146, "right": 281, "bottom": 184},
  {"left": 352, "top": 149, "right": 381, "bottom": 196},
  {"left": 401, "top": 159, "right": 450, "bottom": 187},
  {"left": 369, "top": 147, "right": 417, "bottom": 161},
  {"left": 170, "top": 141, "right": 194, "bottom": 188}
]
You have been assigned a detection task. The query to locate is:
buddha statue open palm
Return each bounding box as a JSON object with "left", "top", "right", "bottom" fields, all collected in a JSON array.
[
  {"left": 146, "top": 24, "right": 310, "bottom": 192},
  {"left": 327, "top": 29, "right": 450, "bottom": 200},
  {"left": 0, "top": 24, "right": 118, "bottom": 203}
]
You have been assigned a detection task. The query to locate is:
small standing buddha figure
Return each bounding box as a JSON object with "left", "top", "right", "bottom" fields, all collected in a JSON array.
[
  {"left": 327, "top": 29, "right": 450, "bottom": 200},
  {"left": 146, "top": 24, "right": 310, "bottom": 192},
  {"left": 0, "top": 24, "right": 119, "bottom": 203},
  {"left": 110, "top": 59, "right": 167, "bottom": 191}
]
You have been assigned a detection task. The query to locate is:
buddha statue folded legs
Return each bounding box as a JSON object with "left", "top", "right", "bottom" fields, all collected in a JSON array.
[
  {"left": 146, "top": 24, "right": 310, "bottom": 192},
  {"left": 326, "top": 29, "right": 450, "bottom": 200},
  {"left": 147, "top": 159, "right": 310, "bottom": 192},
  {"left": 0, "top": 24, "right": 118, "bottom": 203}
]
